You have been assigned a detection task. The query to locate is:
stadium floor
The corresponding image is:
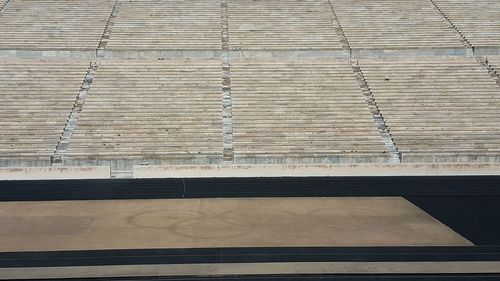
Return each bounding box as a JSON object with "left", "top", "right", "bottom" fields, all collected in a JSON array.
[{"left": 0, "top": 177, "right": 499, "bottom": 279}]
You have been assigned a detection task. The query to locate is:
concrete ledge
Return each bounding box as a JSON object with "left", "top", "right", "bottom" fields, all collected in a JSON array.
[
  {"left": 1, "top": 261, "right": 499, "bottom": 279},
  {"left": 231, "top": 49, "right": 349, "bottom": 60},
  {"left": 63, "top": 157, "right": 224, "bottom": 176},
  {"left": 0, "top": 166, "right": 110, "bottom": 180},
  {"left": 351, "top": 47, "right": 471, "bottom": 59},
  {"left": 0, "top": 159, "right": 51, "bottom": 168},
  {"left": 476, "top": 46, "right": 500, "bottom": 56},
  {"left": 133, "top": 163, "right": 500, "bottom": 178},
  {"left": 234, "top": 154, "right": 391, "bottom": 164},
  {"left": 102, "top": 49, "right": 221, "bottom": 60},
  {"left": 3, "top": 47, "right": 500, "bottom": 60},
  {"left": 0, "top": 49, "right": 96, "bottom": 59},
  {"left": 401, "top": 153, "right": 500, "bottom": 163}
]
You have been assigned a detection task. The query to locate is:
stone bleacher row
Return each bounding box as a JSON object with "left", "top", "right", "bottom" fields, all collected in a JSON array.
[
  {"left": 0, "top": 0, "right": 115, "bottom": 50},
  {"left": 105, "top": 0, "right": 221, "bottom": 51},
  {"left": 64, "top": 60, "right": 223, "bottom": 166},
  {"left": 1, "top": 58, "right": 499, "bottom": 167},
  {"left": 490, "top": 57, "right": 500, "bottom": 72},
  {"left": 0, "top": 0, "right": 499, "bottom": 169},
  {"left": 433, "top": 0, "right": 500, "bottom": 48},
  {"left": 360, "top": 58, "right": 500, "bottom": 162},
  {"left": 231, "top": 59, "right": 388, "bottom": 163},
  {"left": 227, "top": 0, "right": 342, "bottom": 50},
  {"left": 0, "top": 0, "right": 499, "bottom": 52},
  {"left": 331, "top": 0, "right": 465, "bottom": 50},
  {"left": 0, "top": 60, "right": 89, "bottom": 166}
]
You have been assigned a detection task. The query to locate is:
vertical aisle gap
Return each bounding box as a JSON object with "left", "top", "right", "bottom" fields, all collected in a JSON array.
[
  {"left": 97, "top": 0, "right": 122, "bottom": 57},
  {"left": 221, "top": 0, "right": 234, "bottom": 163},
  {"left": 351, "top": 61, "right": 401, "bottom": 163},
  {"left": 52, "top": 62, "right": 99, "bottom": 165},
  {"left": 0, "top": 0, "right": 11, "bottom": 12},
  {"left": 327, "top": 0, "right": 352, "bottom": 56},
  {"left": 429, "top": 0, "right": 473, "bottom": 55},
  {"left": 478, "top": 57, "right": 500, "bottom": 88}
]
